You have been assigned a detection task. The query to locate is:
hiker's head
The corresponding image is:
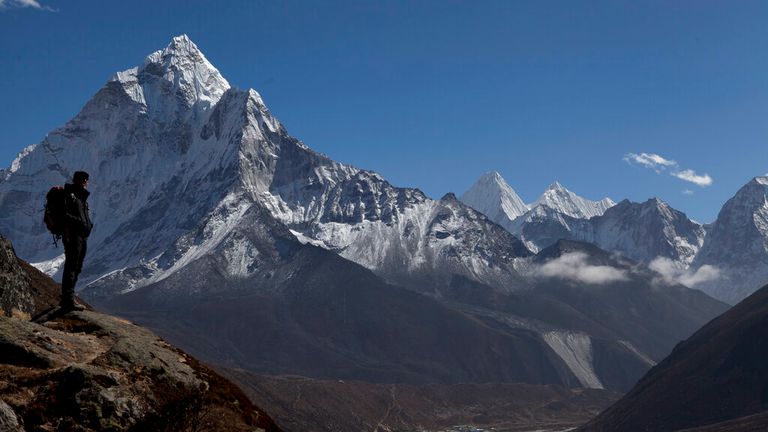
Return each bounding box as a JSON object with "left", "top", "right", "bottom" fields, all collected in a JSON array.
[{"left": 73, "top": 171, "right": 89, "bottom": 188}]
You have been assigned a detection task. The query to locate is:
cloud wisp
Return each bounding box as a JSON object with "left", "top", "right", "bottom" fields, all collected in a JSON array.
[
  {"left": 672, "top": 169, "right": 713, "bottom": 187},
  {"left": 649, "top": 257, "right": 720, "bottom": 287},
  {"left": 0, "top": 0, "right": 57, "bottom": 11},
  {"left": 623, "top": 153, "right": 677, "bottom": 173},
  {"left": 624, "top": 152, "right": 713, "bottom": 187},
  {"left": 534, "top": 252, "right": 629, "bottom": 285}
]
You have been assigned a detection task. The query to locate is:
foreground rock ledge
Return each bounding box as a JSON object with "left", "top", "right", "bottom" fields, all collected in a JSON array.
[{"left": 0, "top": 310, "right": 281, "bottom": 432}]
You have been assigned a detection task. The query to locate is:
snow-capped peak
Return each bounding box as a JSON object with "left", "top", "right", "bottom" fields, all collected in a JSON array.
[
  {"left": 753, "top": 175, "right": 768, "bottom": 186},
  {"left": 460, "top": 171, "right": 529, "bottom": 224},
  {"left": 532, "top": 181, "right": 614, "bottom": 219},
  {"left": 546, "top": 181, "right": 566, "bottom": 191},
  {"left": 111, "top": 34, "right": 230, "bottom": 112}
]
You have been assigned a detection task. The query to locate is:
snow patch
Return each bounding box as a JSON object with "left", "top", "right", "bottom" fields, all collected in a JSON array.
[
  {"left": 290, "top": 229, "right": 330, "bottom": 249},
  {"left": 8, "top": 144, "right": 37, "bottom": 175},
  {"left": 31, "top": 253, "right": 65, "bottom": 277}
]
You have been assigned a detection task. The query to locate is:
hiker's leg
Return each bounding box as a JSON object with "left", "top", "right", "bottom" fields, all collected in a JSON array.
[
  {"left": 72, "top": 237, "right": 87, "bottom": 287},
  {"left": 60, "top": 237, "right": 78, "bottom": 307}
]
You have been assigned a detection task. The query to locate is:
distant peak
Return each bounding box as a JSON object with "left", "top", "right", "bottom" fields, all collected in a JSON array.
[
  {"left": 441, "top": 192, "right": 459, "bottom": 202},
  {"left": 460, "top": 171, "right": 529, "bottom": 222},
  {"left": 115, "top": 35, "right": 232, "bottom": 111},
  {"left": 546, "top": 181, "right": 566, "bottom": 191},
  {"left": 647, "top": 197, "right": 665, "bottom": 205},
  {"left": 144, "top": 34, "right": 205, "bottom": 66},
  {"left": 753, "top": 176, "right": 768, "bottom": 186},
  {"left": 172, "top": 34, "right": 193, "bottom": 44},
  {"left": 533, "top": 181, "right": 615, "bottom": 219},
  {"left": 643, "top": 197, "right": 671, "bottom": 212},
  {"left": 480, "top": 171, "right": 504, "bottom": 181}
]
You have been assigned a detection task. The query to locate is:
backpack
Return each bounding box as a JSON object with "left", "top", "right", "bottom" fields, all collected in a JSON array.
[{"left": 44, "top": 186, "right": 66, "bottom": 246}]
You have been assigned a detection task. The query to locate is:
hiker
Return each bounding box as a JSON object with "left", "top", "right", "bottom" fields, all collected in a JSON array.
[{"left": 60, "top": 171, "right": 93, "bottom": 311}]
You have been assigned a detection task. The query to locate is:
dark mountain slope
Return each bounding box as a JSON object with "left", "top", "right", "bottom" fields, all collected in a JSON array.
[
  {"left": 101, "top": 243, "right": 576, "bottom": 386},
  {"left": 579, "top": 282, "right": 768, "bottom": 432}
]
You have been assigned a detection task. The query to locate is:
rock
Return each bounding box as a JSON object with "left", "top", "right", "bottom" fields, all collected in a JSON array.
[
  {"left": 0, "top": 236, "right": 34, "bottom": 320},
  {"left": 0, "top": 399, "right": 23, "bottom": 432}
]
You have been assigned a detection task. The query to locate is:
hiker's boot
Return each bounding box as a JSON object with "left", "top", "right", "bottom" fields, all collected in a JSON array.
[{"left": 59, "top": 298, "right": 85, "bottom": 312}]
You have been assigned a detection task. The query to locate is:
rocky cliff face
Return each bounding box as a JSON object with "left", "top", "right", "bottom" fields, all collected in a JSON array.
[
  {"left": 693, "top": 177, "right": 768, "bottom": 303},
  {"left": 0, "top": 235, "right": 282, "bottom": 432},
  {"left": 0, "top": 236, "right": 60, "bottom": 320},
  {"left": 0, "top": 236, "right": 35, "bottom": 319},
  {"left": 590, "top": 198, "right": 705, "bottom": 266}
]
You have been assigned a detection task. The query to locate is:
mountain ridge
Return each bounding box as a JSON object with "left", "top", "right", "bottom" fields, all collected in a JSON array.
[{"left": 460, "top": 171, "right": 768, "bottom": 303}]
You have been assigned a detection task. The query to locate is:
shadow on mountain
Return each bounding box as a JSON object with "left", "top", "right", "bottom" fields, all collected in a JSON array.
[{"left": 579, "top": 282, "right": 768, "bottom": 431}]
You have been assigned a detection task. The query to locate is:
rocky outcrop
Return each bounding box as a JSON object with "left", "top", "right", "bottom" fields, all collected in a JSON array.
[
  {"left": 0, "top": 236, "right": 61, "bottom": 320},
  {"left": 0, "top": 236, "right": 35, "bottom": 319},
  {"left": 0, "top": 311, "right": 280, "bottom": 431},
  {"left": 0, "top": 234, "right": 282, "bottom": 432}
]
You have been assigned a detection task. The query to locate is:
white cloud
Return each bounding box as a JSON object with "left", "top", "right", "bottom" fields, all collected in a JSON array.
[
  {"left": 624, "top": 152, "right": 713, "bottom": 187},
  {"left": 0, "top": 0, "right": 56, "bottom": 10},
  {"left": 649, "top": 257, "right": 720, "bottom": 287},
  {"left": 535, "top": 252, "right": 629, "bottom": 285},
  {"left": 623, "top": 153, "right": 677, "bottom": 173},
  {"left": 672, "top": 169, "right": 713, "bottom": 187},
  {"left": 682, "top": 189, "right": 694, "bottom": 195}
]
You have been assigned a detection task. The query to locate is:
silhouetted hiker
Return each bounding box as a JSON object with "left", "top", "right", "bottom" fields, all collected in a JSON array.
[{"left": 60, "top": 171, "right": 93, "bottom": 312}]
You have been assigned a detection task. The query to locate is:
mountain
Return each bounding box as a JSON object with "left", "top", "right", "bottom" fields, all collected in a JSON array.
[
  {"left": 88, "top": 200, "right": 580, "bottom": 388},
  {"left": 460, "top": 172, "right": 768, "bottom": 304},
  {"left": 0, "top": 235, "right": 281, "bottom": 432},
  {"left": 590, "top": 198, "right": 705, "bottom": 266},
  {"left": 532, "top": 181, "right": 615, "bottom": 219},
  {"left": 508, "top": 204, "right": 594, "bottom": 253},
  {"left": 0, "top": 35, "right": 730, "bottom": 399},
  {"left": 458, "top": 174, "right": 615, "bottom": 253},
  {"left": 459, "top": 171, "right": 529, "bottom": 226},
  {"left": 90, "top": 234, "right": 727, "bottom": 394},
  {"left": 505, "top": 181, "right": 614, "bottom": 252},
  {"left": 511, "top": 197, "right": 706, "bottom": 265},
  {"left": 0, "top": 34, "right": 531, "bottom": 296},
  {"left": 517, "top": 241, "right": 727, "bottom": 381},
  {"left": 578, "top": 282, "right": 768, "bottom": 432},
  {"left": 693, "top": 176, "right": 768, "bottom": 304},
  {"left": 462, "top": 173, "right": 703, "bottom": 265}
]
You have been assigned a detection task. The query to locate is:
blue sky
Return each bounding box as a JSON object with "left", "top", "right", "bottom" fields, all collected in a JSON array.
[{"left": 1, "top": 0, "right": 766, "bottom": 223}]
